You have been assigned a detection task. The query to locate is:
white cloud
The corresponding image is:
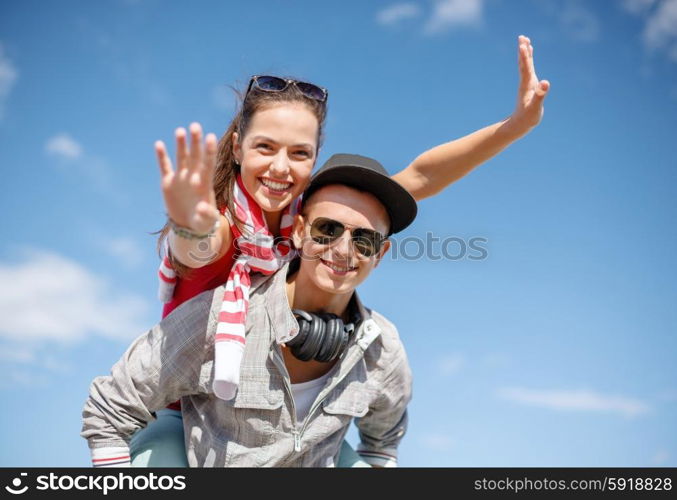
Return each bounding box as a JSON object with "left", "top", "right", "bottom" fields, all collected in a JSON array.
[
  {"left": 0, "top": 340, "right": 74, "bottom": 388},
  {"left": 424, "top": 0, "right": 484, "bottom": 35},
  {"left": 644, "top": 0, "right": 677, "bottom": 49},
  {"left": 0, "top": 249, "right": 151, "bottom": 345},
  {"left": 437, "top": 354, "right": 465, "bottom": 376},
  {"left": 45, "top": 133, "right": 83, "bottom": 160},
  {"left": 376, "top": 3, "right": 422, "bottom": 26},
  {"left": 622, "top": 0, "right": 677, "bottom": 63},
  {"left": 106, "top": 237, "right": 145, "bottom": 269},
  {"left": 44, "top": 133, "right": 125, "bottom": 203},
  {"left": 561, "top": 3, "right": 600, "bottom": 42},
  {"left": 1, "top": 369, "right": 48, "bottom": 388},
  {"left": 497, "top": 387, "right": 651, "bottom": 418},
  {"left": 420, "top": 433, "right": 454, "bottom": 452},
  {"left": 0, "top": 344, "right": 35, "bottom": 363},
  {"left": 41, "top": 356, "right": 71, "bottom": 374},
  {"left": 622, "top": 0, "right": 657, "bottom": 14},
  {"left": 0, "top": 42, "right": 18, "bottom": 120}
]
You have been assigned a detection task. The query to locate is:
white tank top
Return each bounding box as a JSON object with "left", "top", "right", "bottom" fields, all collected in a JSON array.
[{"left": 291, "top": 371, "right": 332, "bottom": 422}]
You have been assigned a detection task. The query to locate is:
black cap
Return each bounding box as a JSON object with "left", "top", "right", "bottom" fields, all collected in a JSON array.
[{"left": 303, "top": 153, "right": 418, "bottom": 235}]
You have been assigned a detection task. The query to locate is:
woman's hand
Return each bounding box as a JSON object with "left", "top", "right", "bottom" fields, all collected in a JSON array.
[
  {"left": 509, "top": 35, "right": 550, "bottom": 135},
  {"left": 392, "top": 35, "right": 551, "bottom": 201},
  {"left": 155, "top": 123, "right": 219, "bottom": 234}
]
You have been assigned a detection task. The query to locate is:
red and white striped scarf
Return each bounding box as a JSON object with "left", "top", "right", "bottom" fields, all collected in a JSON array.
[{"left": 157, "top": 175, "right": 301, "bottom": 400}]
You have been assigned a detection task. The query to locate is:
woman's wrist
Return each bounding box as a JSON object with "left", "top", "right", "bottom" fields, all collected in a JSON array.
[
  {"left": 500, "top": 114, "right": 534, "bottom": 142},
  {"left": 167, "top": 214, "right": 225, "bottom": 269},
  {"left": 168, "top": 216, "right": 220, "bottom": 240}
]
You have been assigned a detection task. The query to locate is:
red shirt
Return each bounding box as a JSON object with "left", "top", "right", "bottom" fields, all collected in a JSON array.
[
  {"left": 163, "top": 241, "right": 238, "bottom": 410},
  {"left": 161, "top": 241, "right": 238, "bottom": 319}
]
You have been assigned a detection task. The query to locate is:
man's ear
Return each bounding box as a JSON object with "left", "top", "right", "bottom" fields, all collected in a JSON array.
[
  {"left": 373, "top": 239, "right": 391, "bottom": 268},
  {"left": 232, "top": 132, "right": 242, "bottom": 164},
  {"left": 291, "top": 214, "right": 305, "bottom": 249}
]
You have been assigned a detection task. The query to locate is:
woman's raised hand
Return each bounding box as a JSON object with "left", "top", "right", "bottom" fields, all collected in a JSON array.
[
  {"left": 155, "top": 123, "right": 219, "bottom": 234},
  {"left": 511, "top": 35, "right": 550, "bottom": 133}
]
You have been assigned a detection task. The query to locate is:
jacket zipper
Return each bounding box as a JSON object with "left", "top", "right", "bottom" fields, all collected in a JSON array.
[
  {"left": 271, "top": 347, "right": 303, "bottom": 452},
  {"left": 273, "top": 325, "right": 368, "bottom": 455},
  {"left": 293, "top": 430, "right": 302, "bottom": 452}
]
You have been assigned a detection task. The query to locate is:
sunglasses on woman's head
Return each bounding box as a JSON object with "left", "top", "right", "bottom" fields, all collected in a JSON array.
[
  {"left": 246, "top": 75, "right": 328, "bottom": 103},
  {"left": 307, "top": 217, "right": 385, "bottom": 258}
]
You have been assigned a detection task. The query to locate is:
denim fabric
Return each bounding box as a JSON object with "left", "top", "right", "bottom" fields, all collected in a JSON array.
[
  {"left": 130, "top": 409, "right": 370, "bottom": 468},
  {"left": 130, "top": 409, "right": 188, "bottom": 467}
]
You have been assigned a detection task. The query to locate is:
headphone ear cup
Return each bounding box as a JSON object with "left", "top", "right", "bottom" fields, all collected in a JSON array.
[
  {"left": 295, "top": 312, "right": 325, "bottom": 361},
  {"left": 288, "top": 310, "right": 312, "bottom": 350},
  {"left": 316, "top": 314, "right": 342, "bottom": 362},
  {"left": 288, "top": 310, "right": 354, "bottom": 363},
  {"left": 332, "top": 322, "right": 351, "bottom": 362}
]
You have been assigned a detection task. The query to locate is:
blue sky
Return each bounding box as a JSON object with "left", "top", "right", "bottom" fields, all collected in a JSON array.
[{"left": 1, "top": 0, "right": 676, "bottom": 467}]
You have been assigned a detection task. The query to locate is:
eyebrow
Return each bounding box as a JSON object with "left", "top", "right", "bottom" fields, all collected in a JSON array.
[{"left": 249, "top": 135, "right": 314, "bottom": 150}]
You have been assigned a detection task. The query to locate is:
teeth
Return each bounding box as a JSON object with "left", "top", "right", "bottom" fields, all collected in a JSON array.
[
  {"left": 261, "top": 178, "right": 292, "bottom": 191},
  {"left": 324, "top": 261, "right": 356, "bottom": 273}
]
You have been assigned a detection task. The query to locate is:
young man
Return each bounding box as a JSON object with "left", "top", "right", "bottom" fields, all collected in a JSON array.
[{"left": 81, "top": 154, "right": 417, "bottom": 467}]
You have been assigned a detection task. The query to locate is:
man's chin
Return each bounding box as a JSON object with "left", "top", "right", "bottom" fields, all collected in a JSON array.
[{"left": 313, "top": 273, "right": 357, "bottom": 295}]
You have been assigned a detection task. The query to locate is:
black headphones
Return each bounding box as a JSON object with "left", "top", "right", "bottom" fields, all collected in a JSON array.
[{"left": 287, "top": 309, "right": 358, "bottom": 362}]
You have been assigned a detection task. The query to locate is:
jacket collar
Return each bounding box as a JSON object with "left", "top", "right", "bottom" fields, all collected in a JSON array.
[
  {"left": 211, "top": 261, "right": 382, "bottom": 410},
  {"left": 263, "top": 261, "right": 377, "bottom": 346}
]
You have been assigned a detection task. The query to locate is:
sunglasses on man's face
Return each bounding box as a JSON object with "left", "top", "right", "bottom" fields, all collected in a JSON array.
[
  {"left": 307, "top": 217, "right": 386, "bottom": 258},
  {"left": 246, "top": 75, "right": 328, "bottom": 103}
]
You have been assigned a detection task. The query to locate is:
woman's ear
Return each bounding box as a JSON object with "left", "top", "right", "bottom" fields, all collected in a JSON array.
[
  {"left": 291, "top": 214, "right": 305, "bottom": 249},
  {"left": 232, "top": 132, "right": 242, "bottom": 164}
]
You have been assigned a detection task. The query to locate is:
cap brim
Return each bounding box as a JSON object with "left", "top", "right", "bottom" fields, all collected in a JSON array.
[{"left": 304, "top": 165, "right": 417, "bottom": 234}]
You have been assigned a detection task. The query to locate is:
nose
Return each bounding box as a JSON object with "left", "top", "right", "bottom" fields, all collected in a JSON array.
[
  {"left": 269, "top": 150, "right": 290, "bottom": 177},
  {"left": 330, "top": 230, "right": 354, "bottom": 261}
]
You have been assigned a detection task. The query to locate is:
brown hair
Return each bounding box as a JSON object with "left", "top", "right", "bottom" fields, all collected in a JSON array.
[{"left": 157, "top": 78, "right": 328, "bottom": 277}]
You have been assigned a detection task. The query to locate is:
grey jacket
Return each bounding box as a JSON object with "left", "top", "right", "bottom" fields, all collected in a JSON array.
[{"left": 81, "top": 263, "right": 413, "bottom": 467}]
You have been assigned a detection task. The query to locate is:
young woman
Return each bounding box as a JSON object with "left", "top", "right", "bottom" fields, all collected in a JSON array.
[{"left": 131, "top": 35, "right": 549, "bottom": 466}]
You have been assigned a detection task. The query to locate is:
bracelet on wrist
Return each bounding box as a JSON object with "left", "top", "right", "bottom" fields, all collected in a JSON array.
[{"left": 168, "top": 216, "right": 220, "bottom": 240}]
